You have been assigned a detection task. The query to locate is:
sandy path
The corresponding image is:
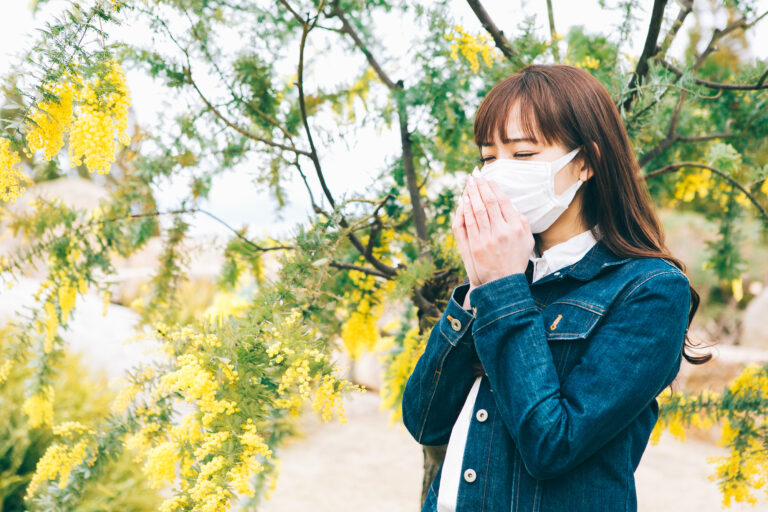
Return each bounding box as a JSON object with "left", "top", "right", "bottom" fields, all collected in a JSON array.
[{"left": 255, "top": 389, "right": 763, "bottom": 512}]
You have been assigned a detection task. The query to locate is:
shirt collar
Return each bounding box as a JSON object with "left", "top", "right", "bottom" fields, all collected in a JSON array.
[
  {"left": 529, "top": 228, "right": 598, "bottom": 276},
  {"left": 527, "top": 225, "right": 633, "bottom": 285}
]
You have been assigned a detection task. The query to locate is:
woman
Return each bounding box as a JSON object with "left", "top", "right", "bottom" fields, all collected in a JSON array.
[{"left": 400, "top": 64, "right": 711, "bottom": 512}]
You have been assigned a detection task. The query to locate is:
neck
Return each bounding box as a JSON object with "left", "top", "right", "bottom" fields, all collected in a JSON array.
[{"left": 534, "top": 195, "right": 590, "bottom": 255}]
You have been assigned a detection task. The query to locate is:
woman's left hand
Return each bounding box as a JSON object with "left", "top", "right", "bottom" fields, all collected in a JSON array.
[{"left": 461, "top": 174, "right": 535, "bottom": 286}]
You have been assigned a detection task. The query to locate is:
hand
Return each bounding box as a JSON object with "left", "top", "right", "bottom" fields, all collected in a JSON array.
[
  {"left": 462, "top": 285, "right": 475, "bottom": 309},
  {"left": 452, "top": 181, "right": 481, "bottom": 288},
  {"left": 462, "top": 174, "right": 534, "bottom": 286}
]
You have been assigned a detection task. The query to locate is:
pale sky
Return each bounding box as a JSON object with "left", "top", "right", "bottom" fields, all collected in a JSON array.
[{"left": 1, "top": 0, "right": 766, "bottom": 243}]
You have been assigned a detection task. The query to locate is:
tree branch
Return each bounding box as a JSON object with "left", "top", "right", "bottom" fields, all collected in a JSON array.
[
  {"left": 653, "top": 57, "right": 768, "bottom": 90},
  {"left": 623, "top": 0, "right": 668, "bottom": 112},
  {"left": 465, "top": 0, "right": 518, "bottom": 61},
  {"left": 637, "top": 12, "right": 766, "bottom": 167},
  {"left": 183, "top": 66, "right": 311, "bottom": 156},
  {"left": 328, "top": 261, "right": 389, "bottom": 278},
  {"left": 328, "top": 1, "right": 431, "bottom": 256},
  {"left": 676, "top": 132, "right": 735, "bottom": 142},
  {"left": 644, "top": 162, "right": 768, "bottom": 223},
  {"left": 657, "top": 0, "right": 693, "bottom": 58},
  {"left": 329, "top": 1, "right": 397, "bottom": 90},
  {"left": 138, "top": 5, "right": 311, "bottom": 157},
  {"left": 294, "top": 7, "right": 398, "bottom": 277},
  {"left": 545, "top": 0, "right": 560, "bottom": 62}
]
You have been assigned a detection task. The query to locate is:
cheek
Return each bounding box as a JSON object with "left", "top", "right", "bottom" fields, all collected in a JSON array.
[{"left": 553, "top": 164, "right": 579, "bottom": 196}]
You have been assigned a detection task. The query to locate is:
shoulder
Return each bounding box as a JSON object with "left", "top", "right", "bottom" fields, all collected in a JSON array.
[{"left": 614, "top": 256, "right": 690, "bottom": 303}]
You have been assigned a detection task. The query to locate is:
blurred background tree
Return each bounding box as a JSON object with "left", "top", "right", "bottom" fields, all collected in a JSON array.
[{"left": 0, "top": 0, "right": 766, "bottom": 510}]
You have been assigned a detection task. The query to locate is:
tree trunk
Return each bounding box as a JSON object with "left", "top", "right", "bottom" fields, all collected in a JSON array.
[{"left": 420, "top": 444, "right": 447, "bottom": 509}]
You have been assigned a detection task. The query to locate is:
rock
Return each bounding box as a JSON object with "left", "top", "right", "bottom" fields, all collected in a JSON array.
[{"left": 740, "top": 286, "right": 768, "bottom": 349}]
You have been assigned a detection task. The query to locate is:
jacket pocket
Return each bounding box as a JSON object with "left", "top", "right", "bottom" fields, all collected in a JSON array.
[
  {"left": 542, "top": 301, "right": 605, "bottom": 380},
  {"left": 542, "top": 301, "right": 603, "bottom": 341}
]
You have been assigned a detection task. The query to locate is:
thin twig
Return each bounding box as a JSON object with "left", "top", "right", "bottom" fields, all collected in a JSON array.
[
  {"left": 645, "top": 162, "right": 768, "bottom": 223},
  {"left": 654, "top": 58, "right": 768, "bottom": 90}
]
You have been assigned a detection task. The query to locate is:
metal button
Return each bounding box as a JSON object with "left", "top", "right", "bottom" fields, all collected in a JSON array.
[
  {"left": 471, "top": 306, "right": 477, "bottom": 316},
  {"left": 447, "top": 314, "right": 461, "bottom": 331},
  {"left": 475, "top": 409, "right": 488, "bottom": 422},
  {"left": 463, "top": 468, "right": 476, "bottom": 483}
]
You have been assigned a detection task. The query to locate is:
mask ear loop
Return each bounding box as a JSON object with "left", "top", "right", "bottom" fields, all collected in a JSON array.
[
  {"left": 552, "top": 146, "right": 581, "bottom": 169},
  {"left": 550, "top": 146, "right": 584, "bottom": 204}
]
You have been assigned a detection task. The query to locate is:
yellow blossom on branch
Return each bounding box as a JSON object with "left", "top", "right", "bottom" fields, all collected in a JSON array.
[
  {"left": 22, "top": 385, "right": 55, "bottom": 428},
  {"left": 443, "top": 24, "right": 503, "bottom": 73},
  {"left": 0, "top": 137, "right": 29, "bottom": 203},
  {"left": 24, "top": 78, "right": 77, "bottom": 161},
  {"left": 26, "top": 439, "right": 91, "bottom": 496},
  {"left": 69, "top": 58, "right": 132, "bottom": 174}
]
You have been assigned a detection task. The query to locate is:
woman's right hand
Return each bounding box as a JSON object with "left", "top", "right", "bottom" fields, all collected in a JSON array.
[
  {"left": 462, "top": 285, "right": 475, "bottom": 309},
  {"left": 453, "top": 177, "right": 481, "bottom": 291}
]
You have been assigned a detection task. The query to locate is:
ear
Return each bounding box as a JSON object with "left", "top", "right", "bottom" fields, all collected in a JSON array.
[{"left": 578, "top": 141, "right": 599, "bottom": 182}]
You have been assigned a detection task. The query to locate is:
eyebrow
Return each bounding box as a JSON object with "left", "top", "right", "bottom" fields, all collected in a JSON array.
[{"left": 480, "top": 136, "right": 538, "bottom": 147}]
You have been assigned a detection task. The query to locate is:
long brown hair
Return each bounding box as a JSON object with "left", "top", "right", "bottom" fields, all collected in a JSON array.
[{"left": 468, "top": 64, "right": 712, "bottom": 377}]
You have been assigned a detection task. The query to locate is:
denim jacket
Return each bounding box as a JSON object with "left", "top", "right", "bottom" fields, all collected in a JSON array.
[{"left": 401, "top": 240, "right": 690, "bottom": 512}]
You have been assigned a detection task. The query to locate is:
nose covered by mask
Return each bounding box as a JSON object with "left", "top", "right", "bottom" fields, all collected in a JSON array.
[{"left": 471, "top": 147, "right": 582, "bottom": 233}]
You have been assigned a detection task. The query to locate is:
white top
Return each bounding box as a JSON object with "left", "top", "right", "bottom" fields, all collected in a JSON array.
[{"left": 436, "top": 226, "right": 599, "bottom": 512}]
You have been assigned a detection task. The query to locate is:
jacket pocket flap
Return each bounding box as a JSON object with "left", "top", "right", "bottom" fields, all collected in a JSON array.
[{"left": 543, "top": 301, "right": 603, "bottom": 340}]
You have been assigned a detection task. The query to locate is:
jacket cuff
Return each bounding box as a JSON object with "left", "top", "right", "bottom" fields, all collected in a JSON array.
[
  {"left": 468, "top": 273, "right": 536, "bottom": 333},
  {"left": 439, "top": 282, "right": 476, "bottom": 346}
]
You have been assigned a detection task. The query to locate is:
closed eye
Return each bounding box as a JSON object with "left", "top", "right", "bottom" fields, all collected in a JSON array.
[{"left": 479, "top": 153, "right": 535, "bottom": 163}]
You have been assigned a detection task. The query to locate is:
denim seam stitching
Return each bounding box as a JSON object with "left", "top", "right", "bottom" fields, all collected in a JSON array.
[
  {"left": 439, "top": 329, "right": 459, "bottom": 347},
  {"left": 473, "top": 304, "right": 538, "bottom": 334},
  {"left": 416, "top": 341, "right": 452, "bottom": 444},
  {"left": 625, "top": 438, "right": 631, "bottom": 511},
  {"left": 514, "top": 450, "right": 521, "bottom": 512},
  {"left": 552, "top": 298, "right": 606, "bottom": 314},
  {"left": 621, "top": 270, "right": 683, "bottom": 305},
  {"left": 480, "top": 402, "right": 495, "bottom": 511}
]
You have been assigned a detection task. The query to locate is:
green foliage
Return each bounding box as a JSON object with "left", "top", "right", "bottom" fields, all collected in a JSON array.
[
  {"left": 2, "top": 0, "right": 768, "bottom": 509},
  {"left": 0, "top": 325, "right": 162, "bottom": 511}
]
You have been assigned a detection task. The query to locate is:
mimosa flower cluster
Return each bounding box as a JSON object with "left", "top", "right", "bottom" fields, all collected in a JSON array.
[
  {"left": 444, "top": 24, "right": 503, "bottom": 73},
  {"left": 23, "top": 314, "right": 364, "bottom": 512},
  {"left": 0, "top": 137, "right": 29, "bottom": 202},
  {"left": 651, "top": 362, "right": 768, "bottom": 507},
  {"left": 24, "top": 58, "right": 131, "bottom": 175}
]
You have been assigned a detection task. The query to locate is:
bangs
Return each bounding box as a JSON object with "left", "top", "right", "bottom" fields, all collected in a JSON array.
[{"left": 474, "top": 70, "right": 575, "bottom": 149}]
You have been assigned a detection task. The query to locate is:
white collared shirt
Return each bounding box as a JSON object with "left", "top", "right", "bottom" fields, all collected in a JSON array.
[
  {"left": 436, "top": 226, "right": 600, "bottom": 512},
  {"left": 529, "top": 226, "right": 600, "bottom": 283}
]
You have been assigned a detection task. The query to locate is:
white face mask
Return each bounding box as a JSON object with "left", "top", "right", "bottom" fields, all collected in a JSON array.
[{"left": 473, "top": 147, "right": 582, "bottom": 233}]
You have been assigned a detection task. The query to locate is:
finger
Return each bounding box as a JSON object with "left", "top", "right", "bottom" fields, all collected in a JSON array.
[
  {"left": 487, "top": 179, "right": 519, "bottom": 225},
  {"left": 520, "top": 211, "right": 531, "bottom": 231},
  {"left": 475, "top": 176, "right": 505, "bottom": 229},
  {"left": 452, "top": 193, "right": 465, "bottom": 229},
  {"left": 459, "top": 225, "right": 480, "bottom": 285},
  {"left": 462, "top": 189, "right": 481, "bottom": 246},
  {"left": 466, "top": 176, "right": 490, "bottom": 234},
  {"left": 452, "top": 199, "right": 480, "bottom": 284}
]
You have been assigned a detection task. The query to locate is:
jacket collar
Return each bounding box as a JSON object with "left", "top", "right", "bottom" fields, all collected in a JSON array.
[
  {"left": 569, "top": 241, "right": 633, "bottom": 280},
  {"left": 460, "top": 241, "right": 633, "bottom": 288},
  {"left": 529, "top": 240, "right": 632, "bottom": 285}
]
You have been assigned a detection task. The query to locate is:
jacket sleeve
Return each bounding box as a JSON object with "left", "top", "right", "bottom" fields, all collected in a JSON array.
[
  {"left": 401, "top": 281, "right": 481, "bottom": 446},
  {"left": 468, "top": 269, "right": 690, "bottom": 480}
]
